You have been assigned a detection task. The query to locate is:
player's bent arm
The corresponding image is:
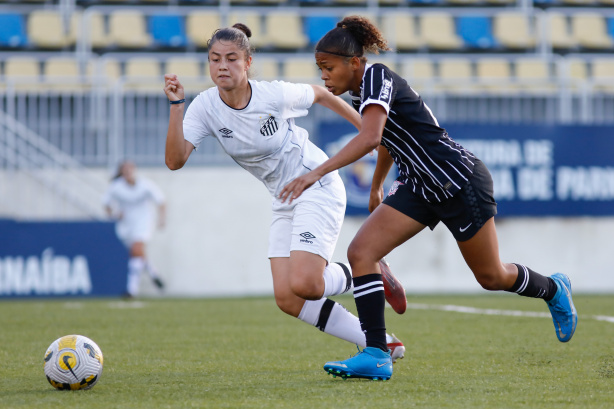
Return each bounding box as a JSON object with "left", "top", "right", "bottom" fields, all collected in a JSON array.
[
  {"left": 311, "top": 104, "right": 387, "bottom": 177},
  {"left": 311, "top": 85, "right": 361, "bottom": 131},
  {"left": 165, "top": 105, "right": 193, "bottom": 170},
  {"left": 371, "top": 146, "right": 394, "bottom": 192},
  {"left": 278, "top": 104, "right": 387, "bottom": 204}
]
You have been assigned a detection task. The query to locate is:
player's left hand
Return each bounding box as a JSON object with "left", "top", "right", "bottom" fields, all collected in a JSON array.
[{"left": 279, "top": 171, "right": 321, "bottom": 204}]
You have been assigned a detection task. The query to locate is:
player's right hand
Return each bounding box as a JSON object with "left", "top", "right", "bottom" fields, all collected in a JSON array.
[
  {"left": 164, "top": 74, "right": 185, "bottom": 102},
  {"left": 368, "top": 186, "right": 384, "bottom": 213}
]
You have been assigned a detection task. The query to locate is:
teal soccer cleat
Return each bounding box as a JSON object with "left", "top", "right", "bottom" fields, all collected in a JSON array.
[
  {"left": 324, "top": 347, "right": 393, "bottom": 380},
  {"left": 546, "top": 273, "right": 577, "bottom": 342}
]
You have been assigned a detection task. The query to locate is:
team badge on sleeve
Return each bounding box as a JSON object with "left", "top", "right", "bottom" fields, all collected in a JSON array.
[{"left": 260, "top": 116, "right": 278, "bottom": 136}]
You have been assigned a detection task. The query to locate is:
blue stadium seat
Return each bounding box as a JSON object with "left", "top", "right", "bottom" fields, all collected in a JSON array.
[
  {"left": 305, "top": 16, "right": 337, "bottom": 45},
  {"left": 149, "top": 15, "right": 187, "bottom": 48},
  {"left": 608, "top": 17, "right": 614, "bottom": 39},
  {"left": 0, "top": 13, "right": 27, "bottom": 48},
  {"left": 457, "top": 15, "right": 497, "bottom": 49}
]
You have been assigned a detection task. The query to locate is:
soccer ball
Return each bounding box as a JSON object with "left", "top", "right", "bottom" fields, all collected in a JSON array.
[{"left": 43, "top": 335, "right": 104, "bottom": 390}]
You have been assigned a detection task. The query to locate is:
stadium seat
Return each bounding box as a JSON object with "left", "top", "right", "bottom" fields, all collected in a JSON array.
[
  {"left": 44, "top": 57, "right": 85, "bottom": 92},
  {"left": 591, "top": 59, "right": 614, "bottom": 92},
  {"left": 108, "top": 10, "right": 152, "bottom": 48},
  {"left": 446, "top": 0, "right": 481, "bottom": 5},
  {"left": 87, "top": 58, "right": 121, "bottom": 85},
  {"left": 437, "top": 58, "right": 474, "bottom": 93},
  {"left": 493, "top": 13, "right": 536, "bottom": 50},
  {"left": 150, "top": 15, "right": 187, "bottom": 48},
  {"left": 456, "top": 16, "right": 497, "bottom": 49},
  {"left": 305, "top": 16, "right": 337, "bottom": 46},
  {"left": 80, "top": 11, "right": 111, "bottom": 49},
  {"left": 420, "top": 13, "right": 463, "bottom": 50},
  {"left": 514, "top": 58, "right": 555, "bottom": 93},
  {"left": 165, "top": 57, "right": 201, "bottom": 78},
  {"left": 166, "top": 57, "right": 212, "bottom": 91},
  {"left": 251, "top": 57, "right": 279, "bottom": 80},
  {"left": 4, "top": 57, "right": 40, "bottom": 91},
  {"left": 28, "top": 10, "right": 73, "bottom": 48},
  {"left": 282, "top": 57, "right": 318, "bottom": 81},
  {"left": 186, "top": 11, "right": 221, "bottom": 48},
  {"left": 228, "top": 12, "right": 267, "bottom": 48},
  {"left": 571, "top": 13, "right": 613, "bottom": 49},
  {"left": 381, "top": 13, "right": 422, "bottom": 51},
  {"left": 560, "top": 0, "right": 596, "bottom": 5},
  {"left": 264, "top": 12, "right": 308, "bottom": 50},
  {"left": 476, "top": 58, "right": 514, "bottom": 93},
  {"left": 547, "top": 13, "right": 577, "bottom": 50},
  {"left": 124, "top": 57, "right": 162, "bottom": 91},
  {"left": 609, "top": 17, "right": 614, "bottom": 38},
  {"left": 400, "top": 59, "right": 435, "bottom": 89},
  {"left": 0, "top": 13, "right": 27, "bottom": 48}
]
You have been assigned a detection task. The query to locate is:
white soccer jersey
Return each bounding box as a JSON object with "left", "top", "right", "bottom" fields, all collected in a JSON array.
[
  {"left": 183, "top": 80, "right": 337, "bottom": 197},
  {"left": 102, "top": 177, "right": 164, "bottom": 245}
]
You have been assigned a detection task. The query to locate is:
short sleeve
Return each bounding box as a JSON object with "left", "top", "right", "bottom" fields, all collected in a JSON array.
[
  {"left": 101, "top": 185, "right": 114, "bottom": 207},
  {"left": 277, "top": 81, "right": 315, "bottom": 119},
  {"left": 183, "top": 94, "right": 211, "bottom": 151},
  {"left": 359, "top": 65, "right": 395, "bottom": 116}
]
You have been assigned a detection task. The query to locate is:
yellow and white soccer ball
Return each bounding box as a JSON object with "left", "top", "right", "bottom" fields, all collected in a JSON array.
[{"left": 43, "top": 335, "right": 104, "bottom": 390}]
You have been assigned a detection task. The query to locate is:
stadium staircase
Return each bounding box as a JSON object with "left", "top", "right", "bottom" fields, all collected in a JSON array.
[{"left": 0, "top": 109, "right": 107, "bottom": 220}]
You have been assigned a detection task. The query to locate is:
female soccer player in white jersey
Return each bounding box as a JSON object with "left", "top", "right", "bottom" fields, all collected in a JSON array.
[
  {"left": 163, "top": 23, "right": 406, "bottom": 361},
  {"left": 103, "top": 161, "right": 166, "bottom": 297},
  {"left": 280, "top": 16, "right": 578, "bottom": 380}
]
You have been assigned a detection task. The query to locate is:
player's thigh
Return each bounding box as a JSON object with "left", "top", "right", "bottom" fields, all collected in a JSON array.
[
  {"left": 456, "top": 217, "right": 506, "bottom": 279},
  {"left": 350, "top": 203, "right": 427, "bottom": 263}
]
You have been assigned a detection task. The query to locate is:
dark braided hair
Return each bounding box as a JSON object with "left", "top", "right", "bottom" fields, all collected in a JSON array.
[
  {"left": 315, "top": 16, "right": 390, "bottom": 61},
  {"left": 207, "top": 23, "right": 254, "bottom": 60}
]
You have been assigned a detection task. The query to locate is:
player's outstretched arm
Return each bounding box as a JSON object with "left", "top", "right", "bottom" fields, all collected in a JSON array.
[
  {"left": 164, "top": 74, "right": 193, "bottom": 170},
  {"left": 311, "top": 85, "right": 361, "bottom": 131},
  {"left": 279, "top": 104, "right": 387, "bottom": 204}
]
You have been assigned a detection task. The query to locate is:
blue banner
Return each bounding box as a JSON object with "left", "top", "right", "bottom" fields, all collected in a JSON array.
[
  {"left": 319, "top": 123, "right": 614, "bottom": 216},
  {"left": 0, "top": 220, "right": 128, "bottom": 297}
]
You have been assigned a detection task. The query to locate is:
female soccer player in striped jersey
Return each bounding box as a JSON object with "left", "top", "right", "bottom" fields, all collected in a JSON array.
[
  {"left": 163, "top": 23, "right": 406, "bottom": 363},
  {"left": 280, "top": 16, "right": 577, "bottom": 380}
]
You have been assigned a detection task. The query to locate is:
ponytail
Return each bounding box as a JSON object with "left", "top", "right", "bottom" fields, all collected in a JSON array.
[{"left": 315, "top": 15, "right": 390, "bottom": 61}]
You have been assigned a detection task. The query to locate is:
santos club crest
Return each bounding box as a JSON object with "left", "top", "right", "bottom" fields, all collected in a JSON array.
[{"left": 260, "top": 116, "right": 278, "bottom": 136}]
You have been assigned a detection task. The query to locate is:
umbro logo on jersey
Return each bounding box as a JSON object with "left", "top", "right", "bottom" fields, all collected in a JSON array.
[
  {"left": 300, "top": 232, "right": 316, "bottom": 244},
  {"left": 219, "top": 128, "right": 234, "bottom": 138},
  {"left": 380, "top": 79, "right": 392, "bottom": 100},
  {"left": 260, "top": 116, "right": 278, "bottom": 136}
]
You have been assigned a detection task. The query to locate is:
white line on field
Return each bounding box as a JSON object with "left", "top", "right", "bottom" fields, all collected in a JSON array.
[{"left": 404, "top": 303, "right": 614, "bottom": 323}]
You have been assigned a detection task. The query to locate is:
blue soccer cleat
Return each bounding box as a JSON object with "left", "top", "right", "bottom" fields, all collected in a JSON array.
[
  {"left": 546, "top": 273, "right": 577, "bottom": 342},
  {"left": 324, "top": 346, "right": 392, "bottom": 380}
]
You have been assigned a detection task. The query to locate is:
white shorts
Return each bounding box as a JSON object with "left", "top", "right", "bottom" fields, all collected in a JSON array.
[
  {"left": 115, "top": 220, "right": 153, "bottom": 248},
  {"left": 268, "top": 174, "right": 346, "bottom": 262}
]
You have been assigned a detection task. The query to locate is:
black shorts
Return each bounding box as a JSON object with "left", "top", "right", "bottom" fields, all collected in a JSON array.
[{"left": 383, "top": 159, "right": 497, "bottom": 242}]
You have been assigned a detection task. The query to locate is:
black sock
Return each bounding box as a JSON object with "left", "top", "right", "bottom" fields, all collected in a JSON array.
[
  {"left": 353, "top": 274, "right": 387, "bottom": 352},
  {"left": 507, "top": 264, "right": 557, "bottom": 301}
]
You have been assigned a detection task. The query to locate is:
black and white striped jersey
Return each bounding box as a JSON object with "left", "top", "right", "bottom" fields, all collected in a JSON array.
[{"left": 350, "top": 63, "right": 475, "bottom": 203}]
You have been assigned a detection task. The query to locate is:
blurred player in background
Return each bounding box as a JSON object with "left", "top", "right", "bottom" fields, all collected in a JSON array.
[
  {"left": 103, "top": 160, "right": 166, "bottom": 298},
  {"left": 280, "top": 15, "right": 578, "bottom": 380},
  {"left": 163, "top": 23, "right": 406, "bottom": 362}
]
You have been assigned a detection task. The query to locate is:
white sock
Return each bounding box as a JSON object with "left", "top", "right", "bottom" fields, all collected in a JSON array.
[
  {"left": 127, "top": 257, "right": 144, "bottom": 296},
  {"left": 298, "top": 298, "right": 393, "bottom": 346},
  {"left": 322, "top": 262, "right": 353, "bottom": 297},
  {"left": 144, "top": 260, "right": 159, "bottom": 279}
]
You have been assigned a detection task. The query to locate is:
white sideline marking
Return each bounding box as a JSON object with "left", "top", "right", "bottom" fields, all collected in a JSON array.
[
  {"left": 405, "top": 303, "right": 614, "bottom": 324},
  {"left": 107, "top": 301, "right": 146, "bottom": 309}
]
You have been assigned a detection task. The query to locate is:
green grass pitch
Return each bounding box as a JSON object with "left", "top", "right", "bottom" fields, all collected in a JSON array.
[{"left": 1, "top": 294, "right": 613, "bottom": 409}]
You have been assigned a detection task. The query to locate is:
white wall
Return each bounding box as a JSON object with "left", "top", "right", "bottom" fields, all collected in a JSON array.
[{"left": 139, "top": 167, "right": 613, "bottom": 296}]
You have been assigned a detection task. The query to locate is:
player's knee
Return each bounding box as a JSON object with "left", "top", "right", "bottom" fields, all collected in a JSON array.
[
  {"left": 474, "top": 272, "right": 505, "bottom": 291},
  {"left": 274, "top": 293, "right": 300, "bottom": 317},
  {"left": 346, "top": 241, "right": 366, "bottom": 268},
  {"left": 289, "top": 271, "right": 322, "bottom": 300}
]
